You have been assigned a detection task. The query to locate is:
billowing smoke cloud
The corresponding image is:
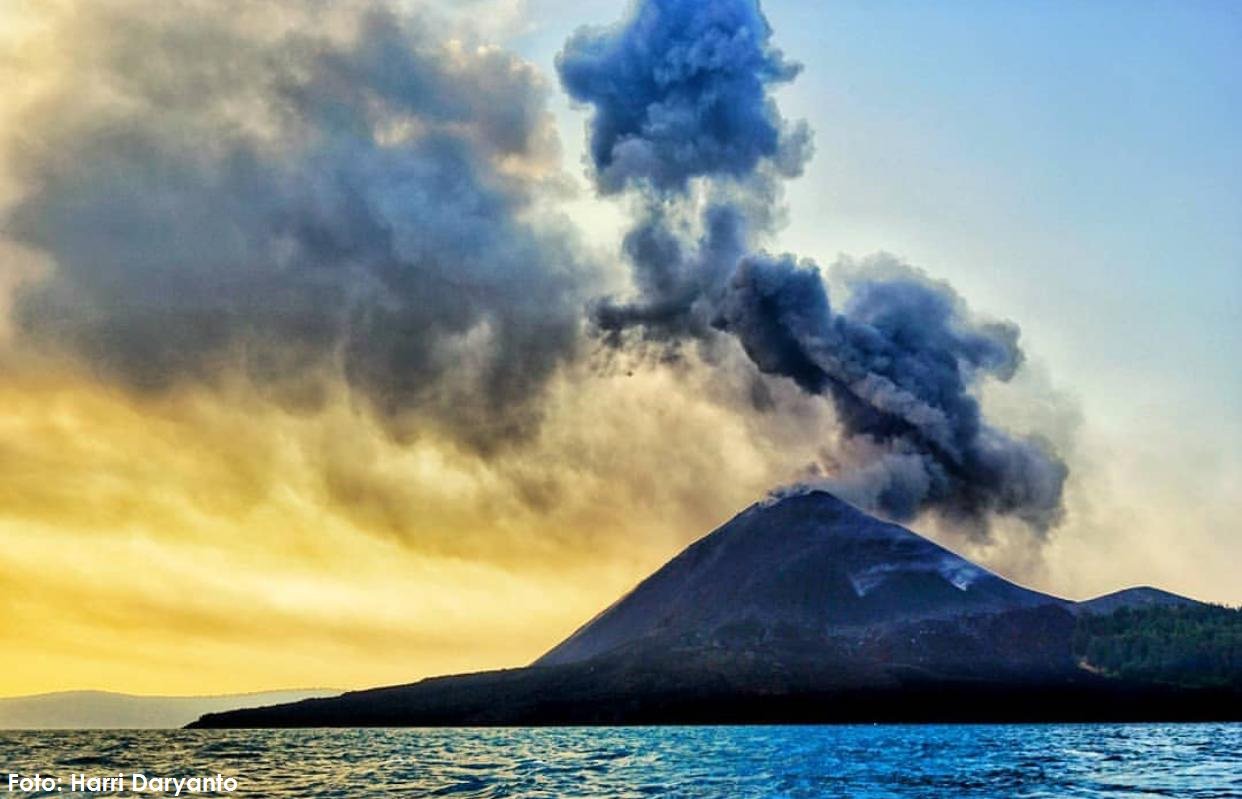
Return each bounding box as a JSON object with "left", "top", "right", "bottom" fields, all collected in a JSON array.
[
  {"left": 560, "top": 0, "right": 1067, "bottom": 536},
  {"left": 2, "top": 0, "right": 590, "bottom": 452},
  {"left": 558, "top": 0, "right": 810, "bottom": 194},
  {"left": 721, "top": 254, "right": 1067, "bottom": 531}
]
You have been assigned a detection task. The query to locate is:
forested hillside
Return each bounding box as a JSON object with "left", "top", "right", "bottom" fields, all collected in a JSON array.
[{"left": 1074, "top": 604, "right": 1241, "bottom": 688}]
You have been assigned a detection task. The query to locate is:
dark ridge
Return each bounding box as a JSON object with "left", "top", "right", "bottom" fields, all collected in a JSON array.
[
  {"left": 189, "top": 679, "right": 1240, "bottom": 728},
  {"left": 1078, "top": 586, "right": 1201, "bottom": 615}
]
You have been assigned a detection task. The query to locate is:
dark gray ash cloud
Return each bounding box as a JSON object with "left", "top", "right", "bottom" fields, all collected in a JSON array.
[
  {"left": 558, "top": 0, "right": 810, "bottom": 195},
  {"left": 5, "top": 1, "right": 591, "bottom": 452},
  {"left": 559, "top": 0, "right": 811, "bottom": 348},
  {"left": 560, "top": 0, "right": 1068, "bottom": 536},
  {"left": 720, "top": 254, "right": 1067, "bottom": 532}
]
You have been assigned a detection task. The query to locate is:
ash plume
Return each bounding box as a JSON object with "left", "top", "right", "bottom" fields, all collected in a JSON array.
[
  {"left": 2, "top": 1, "right": 591, "bottom": 452},
  {"left": 557, "top": 0, "right": 810, "bottom": 195},
  {"left": 560, "top": 0, "right": 1068, "bottom": 536}
]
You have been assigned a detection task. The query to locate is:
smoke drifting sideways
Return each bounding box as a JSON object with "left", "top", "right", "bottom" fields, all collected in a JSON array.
[
  {"left": 1, "top": 1, "right": 591, "bottom": 453},
  {"left": 559, "top": 0, "right": 1068, "bottom": 538}
]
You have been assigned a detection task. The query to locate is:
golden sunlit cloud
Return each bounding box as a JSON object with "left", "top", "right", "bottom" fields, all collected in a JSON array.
[{"left": 0, "top": 357, "right": 840, "bottom": 695}]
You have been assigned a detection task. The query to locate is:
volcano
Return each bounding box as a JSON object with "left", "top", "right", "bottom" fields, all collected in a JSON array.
[
  {"left": 538, "top": 492, "right": 1062, "bottom": 667},
  {"left": 190, "top": 492, "right": 1238, "bottom": 727}
]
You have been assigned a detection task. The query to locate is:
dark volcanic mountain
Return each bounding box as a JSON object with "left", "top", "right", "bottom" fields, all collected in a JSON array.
[
  {"left": 191, "top": 492, "right": 1239, "bottom": 727},
  {"left": 539, "top": 492, "right": 1062, "bottom": 667}
]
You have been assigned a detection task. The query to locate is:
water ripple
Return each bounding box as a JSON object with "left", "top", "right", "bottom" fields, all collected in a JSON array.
[{"left": 0, "top": 724, "right": 1237, "bottom": 797}]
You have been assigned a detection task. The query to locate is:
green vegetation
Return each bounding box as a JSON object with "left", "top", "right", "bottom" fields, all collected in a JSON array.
[{"left": 1073, "top": 604, "right": 1242, "bottom": 689}]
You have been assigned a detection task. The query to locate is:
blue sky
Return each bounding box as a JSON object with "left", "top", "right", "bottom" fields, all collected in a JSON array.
[{"left": 770, "top": 0, "right": 1241, "bottom": 422}]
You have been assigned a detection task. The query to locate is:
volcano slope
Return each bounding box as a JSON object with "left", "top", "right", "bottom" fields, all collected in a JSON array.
[{"left": 191, "top": 492, "right": 1240, "bottom": 726}]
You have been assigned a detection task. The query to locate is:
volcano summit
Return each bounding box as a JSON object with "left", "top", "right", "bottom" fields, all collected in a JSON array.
[{"left": 191, "top": 492, "right": 1239, "bottom": 727}]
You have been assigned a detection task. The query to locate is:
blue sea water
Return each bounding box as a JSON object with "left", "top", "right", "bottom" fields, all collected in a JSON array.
[{"left": 0, "top": 724, "right": 1238, "bottom": 797}]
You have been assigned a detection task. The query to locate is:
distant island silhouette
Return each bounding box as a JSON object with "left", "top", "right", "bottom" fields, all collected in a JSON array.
[
  {"left": 0, "top": 690, "right": 338, "bottom": 730},
  {"left": 191, "top": 492, "right": 1241, "bottom": 727}
]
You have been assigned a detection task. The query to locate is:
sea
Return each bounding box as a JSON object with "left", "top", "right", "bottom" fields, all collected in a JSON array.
[{"left": 0, "top": 724, "right": 1238, "bottom": 797}]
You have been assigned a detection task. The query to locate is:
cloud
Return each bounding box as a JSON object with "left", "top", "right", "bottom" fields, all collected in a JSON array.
[
  {"left": 723, "top": 253, "right": 1067, "bottom": 534},
  {"left": 0, "top": 359, "right": 840, "bottom": 692},
  {"left": 0, "top": 0, "right": 1068, "bottom": 541},
  {"left": 558, "top": 0, "right": 810, "bottom": 194},
  {"left": 0, "top": 4, "right": 839, "bottom": 637},
  {"left": 1, "top": 0, "right": 593, "bottom": 452}
]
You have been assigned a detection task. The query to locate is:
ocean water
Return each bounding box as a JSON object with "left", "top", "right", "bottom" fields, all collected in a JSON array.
[{"left": 0, "top": 724, "right": 1238, "bottom": 797}]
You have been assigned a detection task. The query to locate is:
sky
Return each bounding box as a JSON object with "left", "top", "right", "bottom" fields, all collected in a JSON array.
[{"left": 0, "top": 0, "right": 1237, "bottom": 698}]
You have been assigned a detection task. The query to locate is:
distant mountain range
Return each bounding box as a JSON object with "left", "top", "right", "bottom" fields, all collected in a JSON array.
[
  {"left": 0, "top": 690, "right": 337, "bottom": 729},
  {"left": 191, "top": 492, "right": 1240, "bottom": 727}
]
